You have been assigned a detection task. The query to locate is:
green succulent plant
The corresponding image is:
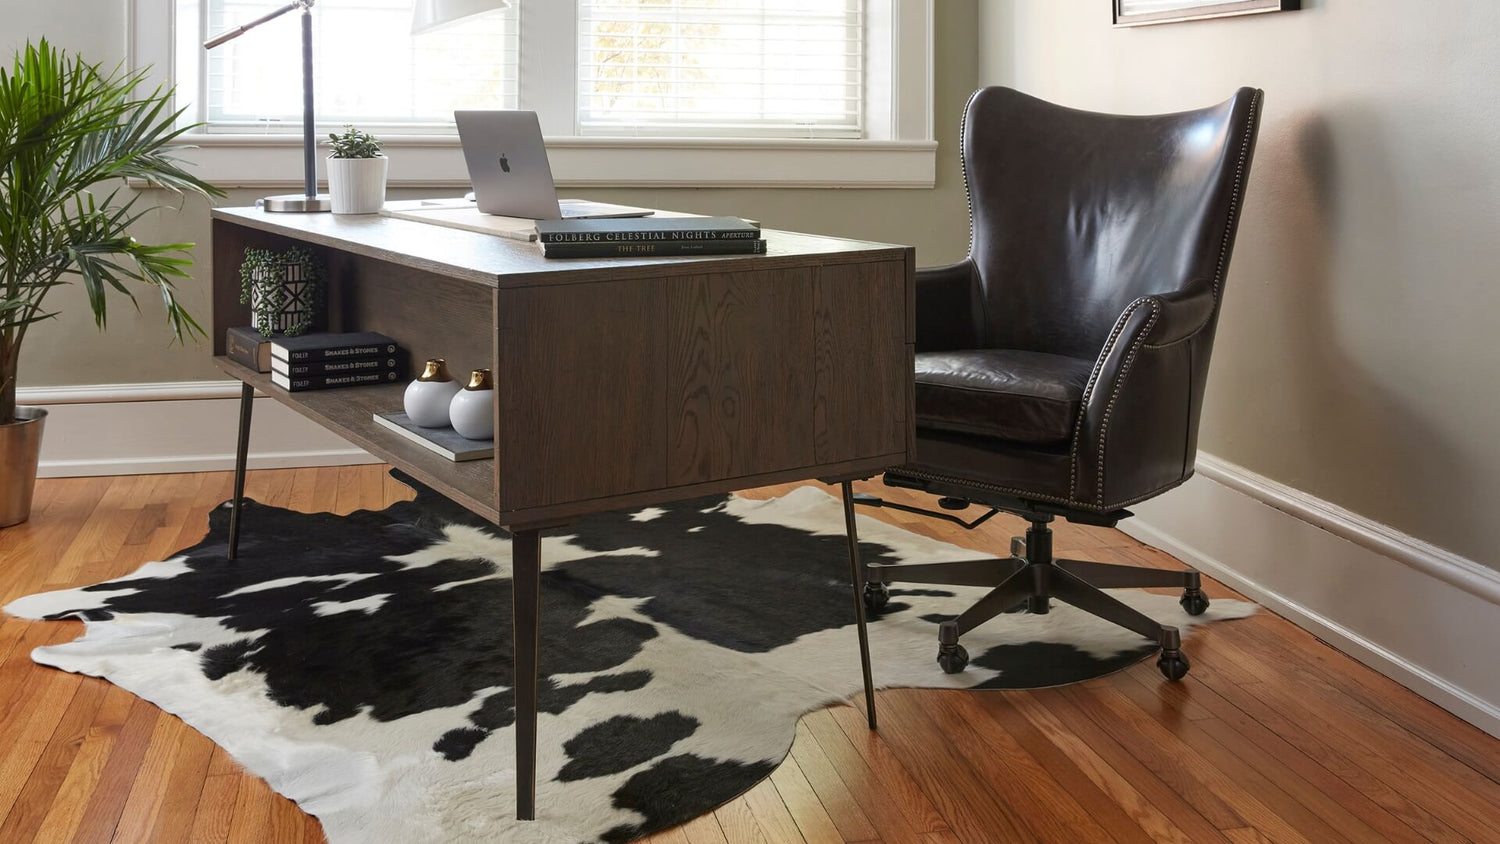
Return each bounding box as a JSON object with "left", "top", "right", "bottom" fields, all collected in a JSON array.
[
  {"left": 0, "top": 39, "right": 223, "bottom": 425},
  {"left": 327, "top": 125, "right": 382, "bottom": 159}
]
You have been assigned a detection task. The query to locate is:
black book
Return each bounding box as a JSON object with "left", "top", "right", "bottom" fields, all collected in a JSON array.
[
  {"left": 541, "top": 239, "right": 768, "bottom": 259},
  {"left": 270, "top": 332, "right": 399, "bottom": 363},
  {"left": 271, "top": 369, "right": 403, "bottom": 392},
  {"left": 225, "top": 326, "right": 273, "bottom": 373},
  {"left": 271, "top": 356, "right": 402, "bottom": 378},
  {"left": 534, "top": 216, "right": 761, "bottom": 244}
]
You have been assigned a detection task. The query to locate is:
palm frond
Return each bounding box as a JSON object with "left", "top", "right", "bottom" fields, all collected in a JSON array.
[{"left": 1, "top": 38, "right": 220, "bottom": 421}]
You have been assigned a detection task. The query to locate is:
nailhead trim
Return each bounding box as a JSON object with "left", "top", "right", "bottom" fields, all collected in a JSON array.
[
  {"left": 956, "top": 87, "right": 985, "bottom": 330},
  {"left": 1144, "top": 89, "right": 1261, "bottom": 351},
  {"left": 889, "top": 466, "right": 1187, "bottom": 514},
  {"left": 1069, "top": 299, "right": 1145, "bottom": 499},
  {"left": 1093, "top": 303, "right": 1161, "bottom": 505},
  {"left": 1071, "top": 88, "right": 1263, "bottom": 503}
]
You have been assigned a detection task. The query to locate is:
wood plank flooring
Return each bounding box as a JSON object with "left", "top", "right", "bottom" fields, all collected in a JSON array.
[{"left": 0, "top": 466, "right": 1497, "bottom": 843}]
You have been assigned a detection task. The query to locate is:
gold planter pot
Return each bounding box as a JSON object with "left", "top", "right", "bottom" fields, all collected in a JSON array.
[{"left": 0, "top": 407, "right": 47, "bottom": 528}]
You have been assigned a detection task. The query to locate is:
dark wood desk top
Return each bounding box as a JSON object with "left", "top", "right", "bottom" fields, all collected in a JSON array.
[{"left": 210, "top": 206, "right": 909, "bottom": 290}]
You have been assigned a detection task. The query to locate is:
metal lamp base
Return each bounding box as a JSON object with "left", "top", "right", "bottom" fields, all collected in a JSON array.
[{"left": 259, "top": 193, "right": 332, "bottom": 213}]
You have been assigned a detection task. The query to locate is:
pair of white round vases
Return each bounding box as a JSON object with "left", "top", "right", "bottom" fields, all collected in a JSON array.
[{"left": 403, "top": 359, "right": 494, "bottom": 440}]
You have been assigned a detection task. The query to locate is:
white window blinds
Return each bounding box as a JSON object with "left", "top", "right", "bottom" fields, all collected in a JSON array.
[
  {"left": 576, "top": 0, "right": 864, "bottom": 138},
  {"left": 203, "top": 0, "right": 518, "bottom": 130}
]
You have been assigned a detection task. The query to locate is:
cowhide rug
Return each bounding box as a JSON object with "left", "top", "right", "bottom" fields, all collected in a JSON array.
[{"left": 4, "top": 472, "right": 1254, "bottom": 843}]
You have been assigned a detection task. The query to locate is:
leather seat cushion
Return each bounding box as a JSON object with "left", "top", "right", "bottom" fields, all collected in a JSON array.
[{"left": 914, "top": 349, "right": 1094, "bottom": 446}]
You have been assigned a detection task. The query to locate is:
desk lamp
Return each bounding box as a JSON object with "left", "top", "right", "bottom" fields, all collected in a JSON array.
[{"left": 205, "top": 1, "right": 328, "bottom": 212}]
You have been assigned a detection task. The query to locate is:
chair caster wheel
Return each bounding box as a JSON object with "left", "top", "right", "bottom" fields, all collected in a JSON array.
[
  {"left": 1157, "top": 650, "right": 1190, "bottom": 681},
  {"left": 1180, "top": 587, "right": 1210, "bottom": 616},
  {"left": 863, "top": 581, "right": 890, "bottom": 613},
  {"left": 937, "top": 644, "right": 969, "bottom": 674}
]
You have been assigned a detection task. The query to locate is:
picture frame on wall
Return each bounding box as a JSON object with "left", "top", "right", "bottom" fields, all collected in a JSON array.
[{"left": 1113, "top": 0, "right": 1299, "bottom": 27}]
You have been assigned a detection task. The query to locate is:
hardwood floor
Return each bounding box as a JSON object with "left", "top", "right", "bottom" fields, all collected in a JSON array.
[{"left": 1, "top": 466, "right": 1497, "bottom": 843}]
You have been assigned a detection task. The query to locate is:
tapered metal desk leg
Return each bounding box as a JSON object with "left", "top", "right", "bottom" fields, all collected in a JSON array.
[
  {"left": 227, "top": 382, "right": 254, "bottom": 560},
  {"left": 841, "top": 481, "right": 878, "bottom": 730},
  {"left": 512, "top": 529, "right": 541, "bottom": 820}
]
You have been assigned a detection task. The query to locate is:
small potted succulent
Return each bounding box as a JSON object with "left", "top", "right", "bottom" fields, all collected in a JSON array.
[{"left": 325, "top": 125, "right": 387, "bottom": 214}]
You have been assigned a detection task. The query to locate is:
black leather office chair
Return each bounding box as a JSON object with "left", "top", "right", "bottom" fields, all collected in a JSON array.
[{"left": 857, "top": 86, "right": 1264, "bottom": 680}]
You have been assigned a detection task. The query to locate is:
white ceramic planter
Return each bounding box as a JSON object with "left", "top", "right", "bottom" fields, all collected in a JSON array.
[{"left": 327, "top": 155, "right": 388, "bottom": 214}]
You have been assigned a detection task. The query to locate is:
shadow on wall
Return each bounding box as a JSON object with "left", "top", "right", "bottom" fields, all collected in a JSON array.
[{"left": 1261, "top": 105, "right": 1471, "bottom": 545}]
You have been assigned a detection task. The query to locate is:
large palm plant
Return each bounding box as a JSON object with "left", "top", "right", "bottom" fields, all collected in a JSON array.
[{"left": 0, "top": 39, "right": 223, "bottom": 425}]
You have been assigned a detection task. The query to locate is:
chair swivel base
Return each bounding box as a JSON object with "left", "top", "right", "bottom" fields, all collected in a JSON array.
[{"left": 861, "top": 519, "right": 1207, "bottom": 681}]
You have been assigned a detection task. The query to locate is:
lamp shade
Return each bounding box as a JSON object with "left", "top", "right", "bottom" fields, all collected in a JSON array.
[{"left": 411, "top": 0, "right": 510, "bottom": 35}]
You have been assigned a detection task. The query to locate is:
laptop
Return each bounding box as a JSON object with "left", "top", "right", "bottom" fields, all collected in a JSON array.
[{"left": 454, "top": 110, "right": 652, "bottom": 221}]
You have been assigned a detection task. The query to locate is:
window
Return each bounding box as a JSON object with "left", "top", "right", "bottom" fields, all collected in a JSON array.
[
  {"left": 577, "top": 0, "right": 863, "bottom": 138},
  {"left": 201, "top": 0, "right": 518, "bottom": 131},
  {"left": 134, "top": 0, "right": 935, "bottom": 187}
]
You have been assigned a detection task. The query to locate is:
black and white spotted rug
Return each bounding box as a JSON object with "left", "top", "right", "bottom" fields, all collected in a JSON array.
[{"left": 4, "top": 472, "right": 1253, "bottom": 843}]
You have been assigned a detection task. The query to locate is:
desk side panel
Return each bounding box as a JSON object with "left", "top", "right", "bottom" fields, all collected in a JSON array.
[
  {"left": 813, "top": 260, "right": 911, "bottom": 465},
  {"left": 666, "top": 269, "right": 816, "bottom": 485},
  {"left": 495, "top": 280, "right": 668, "bottom": 511}
]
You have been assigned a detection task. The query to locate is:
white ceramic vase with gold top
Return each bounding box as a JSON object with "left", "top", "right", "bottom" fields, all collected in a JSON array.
[
  {"left": 404, "top": 359, "right": 463, "bottom": 428},
  {"left": 449, "top": 369, "right": 495, "bottom": 441}
]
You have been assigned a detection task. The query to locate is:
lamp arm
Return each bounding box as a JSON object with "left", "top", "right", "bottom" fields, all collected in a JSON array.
[
  {"left": 204, "top": 1, "right": 319, "bottom": 201},
  {"left": 203, "top": 2, "right": 305, "bottom": 49}
]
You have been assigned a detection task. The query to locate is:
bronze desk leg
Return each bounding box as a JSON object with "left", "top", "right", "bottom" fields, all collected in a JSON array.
[
  {"left": 512, "top": 528, "right": 541, "bottom": 820},
  {"left": 227, "top": 382, "right": 254, "bottom": 560},
  {"left": 841, "top": 481, "right": 878, "bottom": 730}
]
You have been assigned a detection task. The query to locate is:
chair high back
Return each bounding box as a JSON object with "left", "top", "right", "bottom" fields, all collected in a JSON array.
[{"left": 962, "top": 86, "right": 1263, "bottom": 360}]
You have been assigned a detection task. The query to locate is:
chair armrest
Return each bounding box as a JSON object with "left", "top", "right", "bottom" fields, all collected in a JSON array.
[
  {"left": 914, "top": 258, "right": 981, "bottom": 352},
  {"left": 1069, "top": 280, "right": 1217, "bottom": 507},
  {"left": 1143, "top": 278, "right": 1217, "bottom": 347}
]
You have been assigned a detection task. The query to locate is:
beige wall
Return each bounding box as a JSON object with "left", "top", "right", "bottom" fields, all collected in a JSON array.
[
  {"left": 8, "top": 0, "right": 977, "bottom": 385},
  {"left": 979, "top": 0, "right": 1500, "bottom": 565}
]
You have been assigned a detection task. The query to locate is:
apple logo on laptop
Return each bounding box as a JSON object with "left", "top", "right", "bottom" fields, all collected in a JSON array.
[{"left": 498, "top": 153, "right": 510, "bottom": 173}]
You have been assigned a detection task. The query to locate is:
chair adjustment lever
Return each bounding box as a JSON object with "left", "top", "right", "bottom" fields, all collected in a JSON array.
[{"left": 852, "top": 494, "right": 999, "bottom": 531}]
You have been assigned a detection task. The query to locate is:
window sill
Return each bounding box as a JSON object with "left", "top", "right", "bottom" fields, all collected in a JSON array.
[{"left": 155, "top": 134, "right": 938, "bottom": 190}]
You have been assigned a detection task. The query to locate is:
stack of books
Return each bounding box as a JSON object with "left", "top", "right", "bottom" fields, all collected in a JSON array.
[
  {"left": 535, "top": 216, "right": 766, "bottom": 259},
  {"left": 268, "top": 332, "right": 405, "bottom": 392}
]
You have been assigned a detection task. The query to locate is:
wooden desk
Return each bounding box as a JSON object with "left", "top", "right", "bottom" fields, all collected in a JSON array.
[{"left": 209, "top": 206, "right": 914, "bottom": 819}]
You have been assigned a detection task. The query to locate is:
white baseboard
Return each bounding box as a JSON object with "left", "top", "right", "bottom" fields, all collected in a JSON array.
[
  {"left": 17, "top": 380, "right": 378, "bottom": 477},
  {"left": 1123, "top": 453, "right": 1500, "bottom": 739}
]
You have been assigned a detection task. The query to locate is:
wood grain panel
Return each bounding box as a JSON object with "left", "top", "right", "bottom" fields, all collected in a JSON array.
[
  {"left": 667, "top": 270, "right": 815, "bottom": 485},
  {"left": 495, "top": 279, "right": 668, "bottom": 513},
  {"left": 812, "top": 261, "right": 911, "bottom": 465},
  {"left": 323, "top": 251, "right": 495, "bottom": 379}
]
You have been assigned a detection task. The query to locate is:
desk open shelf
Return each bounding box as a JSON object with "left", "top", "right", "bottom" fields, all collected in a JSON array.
[{"left": 214, "top": 357, "right": 498, "bottom": 521}]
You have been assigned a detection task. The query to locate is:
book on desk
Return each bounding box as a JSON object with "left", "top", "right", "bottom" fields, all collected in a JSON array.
[{"left": 382, "top": 201, "right": 766, "bottom": 258}]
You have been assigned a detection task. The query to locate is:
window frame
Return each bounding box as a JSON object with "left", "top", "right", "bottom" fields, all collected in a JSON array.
[{"left": 129, "top": 0, "right": 936, "bottom": 189}]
